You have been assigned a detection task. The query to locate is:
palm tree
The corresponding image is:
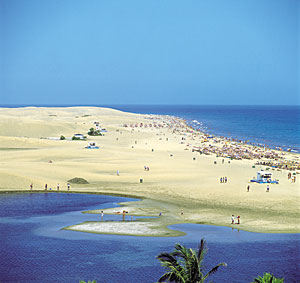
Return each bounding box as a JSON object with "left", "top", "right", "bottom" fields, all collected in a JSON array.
[
  {"left": 252, "top": 272, "right": 284, "bottom": 283},
  {"left": 156, "top": 238, "right": 226, "bottom": 283}
]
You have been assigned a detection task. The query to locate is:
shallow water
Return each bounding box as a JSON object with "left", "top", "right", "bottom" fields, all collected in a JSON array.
[{"left": 0, "top": 193, "right": 299, "bottom": 283}]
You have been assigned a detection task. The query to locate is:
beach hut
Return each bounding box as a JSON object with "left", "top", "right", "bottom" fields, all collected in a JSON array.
[
  {"left": 256, "top": 171, "right": 272, "bottom": 182},
  {"left": 251, "top": 170, "right": 278, "bottom": 184}
]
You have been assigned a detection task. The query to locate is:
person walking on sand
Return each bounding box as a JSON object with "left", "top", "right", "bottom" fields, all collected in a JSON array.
[
  {"left": 181, "top": 210, "right": 184, "bottom": 215},
  {"left": 266, "top": 185, "right": 269, "bottom": 192},
  {"left": 30, "top": 183, "right": 33, "bottom": 190},
  {"left": 117, "top": 170, "right": 120, "bottom": 176},
  {"left": 225, "top": 177, "right": 227, "bottom": 183},
  {"left": 57, "top": 183, "right": 60, "bottom": 191},
  {"left": 67, "top": 183, "right": 70, "bottom": 191},
  {"left": 236, "top": 216, "right": 240, "bottom": 224},
  {"left": 231, "top": 215, "right": 234, "bottom": 224},
  {"left": 247, "top": 185, "right": 250, "bottom": 192},
  {"left": 45, "top": 184, "right": 47, "bottom": 191}
]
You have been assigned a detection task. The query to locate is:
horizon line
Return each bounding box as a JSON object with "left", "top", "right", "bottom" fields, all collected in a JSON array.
[{"left": 0, "top": 104, "right": 299, "bottom": 107}]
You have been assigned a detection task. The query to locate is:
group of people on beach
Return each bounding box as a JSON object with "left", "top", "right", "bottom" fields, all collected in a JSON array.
[
  {"left": 231, "top": 215, "right": 240, "bottom": 225},
  {"left": 288, "top": 172, "right": 297, "bottom": 183},
  {"left": 144, "top": 166, "right": 150, "bottom": 171},
  {"left": 220, "top": 177, "right": 228, "bottom": 183},
  {"left": 124, "top": 114, "right": 300, "bottom": 173},
  {"left": 247, "top": 184, "right": 273, "bottom": 192},
  {"left": 29, "top": 183, "right": 71, "bottom": 191}
]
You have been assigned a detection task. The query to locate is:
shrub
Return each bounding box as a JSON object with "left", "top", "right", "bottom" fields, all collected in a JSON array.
[
  {"left": 88, "top": 128, "right": 102, "bottom": 136},
  {"left": 67, "top": 177, "right": 89, "bottom": 184},
  {"left": 252, "top": 272, "right": 284, "bottom": 283},
  {"left": 72, "top": 136, "right": 80, "bottom": 140},
  {"left": 88, "top": 127, "right": 95, "bottom": 135},
  {"left": 60, "top": 135, "right": 65, "bottom": 140}
]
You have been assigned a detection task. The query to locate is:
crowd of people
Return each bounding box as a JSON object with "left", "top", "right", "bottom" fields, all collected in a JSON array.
[{"left": 123, "top": 115, "right": 300, "bottom": 173}]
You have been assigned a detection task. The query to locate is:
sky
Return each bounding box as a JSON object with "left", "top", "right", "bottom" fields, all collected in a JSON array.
[{"left": 0, "top": 0, "right": 299, "bottom": 105}]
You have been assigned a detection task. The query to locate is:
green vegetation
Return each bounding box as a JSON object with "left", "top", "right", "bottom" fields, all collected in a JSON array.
[
  {"left": 60, "top": 135, "right": 66, "bottom": 140},
  {"left": 156, "top": 238, "right": 226, "bottom": 282},
  {"left": 252, "top": 273, "right": 284, "bottom": 283},
  {"left": 82, "top": 115, "right": 92, "bottom": 117},
  {"left": 88, "top": 127, "right": 102, "bottom": 136},
  {"left": 68, "top": 177, "right": 89, "bottom": 184}
]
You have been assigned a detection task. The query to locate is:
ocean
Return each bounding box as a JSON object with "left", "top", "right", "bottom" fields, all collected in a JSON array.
[{"left": 1, "top": 105, "right": 299, "bottom": 152}]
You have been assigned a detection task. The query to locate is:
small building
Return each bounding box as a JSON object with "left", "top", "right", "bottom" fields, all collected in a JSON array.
[
  {"left": 73, "top": 134, "right": 85, "bottom": 140},
  {"left": 251, "top": 170, "right": 278, "bottom": 184},
  {"left": 256, "top": 171, "right": 272, "bottom": 182}
]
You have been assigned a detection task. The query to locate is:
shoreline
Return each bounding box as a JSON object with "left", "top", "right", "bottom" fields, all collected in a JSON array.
[
  {"left": 1, "top": 105, "right": 299, "bottom": 154},
  {"left": 0, "top": 106, "right": 299, "bottom": 235},
  {"left": 1, "top": 189, "right": 299, "bottom": 235}
]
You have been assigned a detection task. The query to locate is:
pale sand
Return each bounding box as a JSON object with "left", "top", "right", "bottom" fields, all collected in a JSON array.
[
  {"left": 0, "top": 106, "right": 299, "bottom": 235},
  {"left": 65, "top": 221, "right": 184, "bottom": 237}
]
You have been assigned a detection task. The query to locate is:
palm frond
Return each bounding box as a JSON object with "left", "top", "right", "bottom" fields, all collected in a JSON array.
[
  {"left": 197, "top": 238, "right": 207, "bottom": 263},
  {"left": 156, "top": 239, "right": 226, "bottom": 283},
  {"left": 202, "top": 262, "right": 227, "bottom": 280}
]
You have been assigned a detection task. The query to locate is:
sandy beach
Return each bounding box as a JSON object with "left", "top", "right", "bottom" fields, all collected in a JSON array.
[{"left": 0, "top": 106, "right": 299, "bottom": 235}]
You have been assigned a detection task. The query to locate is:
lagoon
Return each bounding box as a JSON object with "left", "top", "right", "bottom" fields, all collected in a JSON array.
[{"left": 0, "top": 193, "right": 299, "bottom": 283}]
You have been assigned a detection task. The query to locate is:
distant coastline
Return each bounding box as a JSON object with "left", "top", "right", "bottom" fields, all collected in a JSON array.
[{"left": 1, "top": 104, "right": 299, "bottom": 153}]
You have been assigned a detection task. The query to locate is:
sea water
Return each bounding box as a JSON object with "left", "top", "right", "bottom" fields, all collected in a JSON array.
[{"left": 0, "top": 193, "right": 299, "bottom": 283}]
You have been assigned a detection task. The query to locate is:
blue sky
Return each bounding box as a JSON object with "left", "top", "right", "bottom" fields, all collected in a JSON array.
[{"left": 0, "top": 0, "right": 299, "bottom": 105}]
